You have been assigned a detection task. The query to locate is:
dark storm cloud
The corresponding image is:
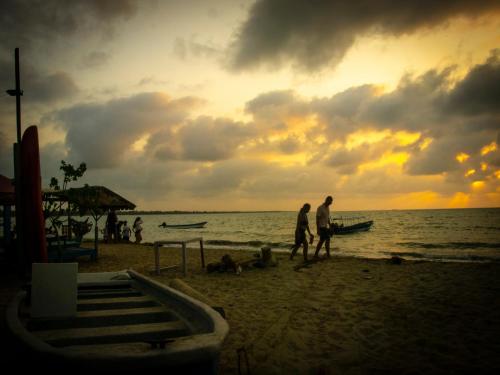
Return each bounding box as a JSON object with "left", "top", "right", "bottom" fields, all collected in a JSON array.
[
  {"left": 28, "top": 71, "right": 79, "bottom": 104},
  {"left": 53, "top": 90, "right": 255, "bottom": 169},
  {"left": 404, "top": 131, "right": 499, "bottom": 176},
  {"left": 445, "top": 49, "right": 500, "bottom": 116},
  {"left": 325, "top": 147, "right": 369, "bottom": 175},
  {"left": 149, "top": 116, "right": 256, "bottom": 162},
  {"left": 360, "top": 68, "right": 454, "bottom": 132},
  {"left": 178, "top": 117, "right": 255, "bottom": 161},
  {"left": 228, "top": 0, "right": 500, "bottom": 71},
  {"left": 279, "top": 135, "right": 301, "bottom": 154},
  {"left": 316, "top": 51, "right": 500, "bottom": 140},
  {"left": 315, "top": 85, "right": 375, "bottom": 120},
  {"left": 243, "top": 51, "right": 500, "bottom": 178},
  {"left": 245, "top": 90, "right": 311, "bottom": 128},
  {"left": 0, "top": 0, "right": 138, "bottom": 53},
  {"left": 182, "top": 159, "right": 317, "bottom": 199},
  {"left": 245, "top": 90, "right": 298, "bottom": 114},
  {"left": 0, "top": 57, "right": 79, "bottom": 170},
  {"left": 80, "top": 51, "right": 111, "bottom": 69},
  {"left": 0, "top": 58, "right": 79, "bottom": 104},
  {"left": 53, "top": 92, "right": 201, "bottom": 168},
  {"left": 184, "top": 159, "right": 265, "bottom": 196}
]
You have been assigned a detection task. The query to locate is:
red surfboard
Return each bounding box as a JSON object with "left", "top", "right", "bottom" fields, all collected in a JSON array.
[{"left": 20, "top": 125, "right": 47, "bottom": 263}]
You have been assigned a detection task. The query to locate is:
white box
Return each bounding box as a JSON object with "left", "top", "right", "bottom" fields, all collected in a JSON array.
[{"left": 31, "top": 263, "right": 78, "bottom": 318}]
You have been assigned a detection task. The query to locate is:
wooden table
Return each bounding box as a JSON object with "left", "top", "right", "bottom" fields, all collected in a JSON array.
[{"left": 153, "top": 238, "right": 205, "bottom": 276}]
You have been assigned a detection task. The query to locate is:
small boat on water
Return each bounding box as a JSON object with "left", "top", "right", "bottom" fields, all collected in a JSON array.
[
  {"left": 330, "top": 217, "right": 374, "bottom": 235},
  {"left": 159, "top": 221, "right": 207, "bottom": 229},
  {"left": 6, "top": 270, "right": 228, "bottom": 374}
]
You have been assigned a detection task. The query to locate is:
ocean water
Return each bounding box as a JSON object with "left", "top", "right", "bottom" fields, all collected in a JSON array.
[{"left": 82, "top": 208, "right": 500, "bottom": 262}]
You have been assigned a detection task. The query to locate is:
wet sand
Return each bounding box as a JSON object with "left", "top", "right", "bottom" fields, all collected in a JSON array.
[{"left": 71, "top": 243, "right": 500, "bottom": 374}]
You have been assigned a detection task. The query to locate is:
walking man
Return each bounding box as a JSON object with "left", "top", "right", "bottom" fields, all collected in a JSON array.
[{"left": 314, "top": 196, "right": 333, "bottom": 258}]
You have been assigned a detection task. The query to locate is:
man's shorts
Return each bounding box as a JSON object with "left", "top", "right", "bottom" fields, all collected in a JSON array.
[{"left": 318, "top": 227, "right": 331, "bottom": 241}]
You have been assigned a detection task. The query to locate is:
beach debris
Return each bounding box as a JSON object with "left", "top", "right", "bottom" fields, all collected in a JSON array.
[
  {"left": 207, "top": 247, "right": 278, "bottom": 274},
  {"left": 388, "top": 255, "right": 403, "bottom": 265},
  {"left": 253, "top": 246, "right": 278, "bottom": 268},
  {"left": 237, "top": 347, "right": 251, "bottom": 375},
  {"left": 207, "top": 254, "right": 242, "bottom": 275}
]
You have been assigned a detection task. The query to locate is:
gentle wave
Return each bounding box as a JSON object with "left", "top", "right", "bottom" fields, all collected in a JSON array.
[
  {"left": 82, "top": 208, "right": 500, "bottom": 263},
  {"left": 386, "top": 251, "right": 500, "bottom": 262},
  {"left": 205, "top": 239, "right": 291, "bottom": 249},
  {"left": 398, "top": 242, "right": 500, "bottom": 250},
  {"left": 472, "top": 226, "right": 500, "bottom": 231}
]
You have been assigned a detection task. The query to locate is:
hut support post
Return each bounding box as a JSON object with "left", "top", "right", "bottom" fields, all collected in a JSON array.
[{"left": 94, "top": 222, "right": 99, "bottom": 253}]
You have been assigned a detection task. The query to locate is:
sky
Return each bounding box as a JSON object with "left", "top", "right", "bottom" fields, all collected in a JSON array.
[{"left": 0, "top": 0, "right": 499, "bottom": 211}]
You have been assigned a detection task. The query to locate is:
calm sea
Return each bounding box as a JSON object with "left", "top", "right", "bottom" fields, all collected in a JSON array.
[{"left": 83, "top": 208, "right": 500, "bottom": 262}]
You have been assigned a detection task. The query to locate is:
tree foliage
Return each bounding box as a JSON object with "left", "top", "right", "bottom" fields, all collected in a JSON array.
[{"left": 44, "top": 160, "right": 87, "bottom": 235}]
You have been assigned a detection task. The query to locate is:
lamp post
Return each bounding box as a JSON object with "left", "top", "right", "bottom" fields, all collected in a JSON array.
[
  {"left": 7, "top": 48, "right": 25, "bottom": 275},
  {"left": 6, "top": 48, "right": 23, "bottom": 142}
]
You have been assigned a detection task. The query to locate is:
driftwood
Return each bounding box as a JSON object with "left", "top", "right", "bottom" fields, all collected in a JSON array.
[
  {"left": 253, "top": 246, "right": 278, "bottom": 268},
  {"left": 207, "top": 247, "right": 279, "bottom": 275},
  {"left": 388, "top": 255, "right": 403, "bottom": 265},
  {"left": 207, "top": 254, "right": 242, "bottom": 275}
]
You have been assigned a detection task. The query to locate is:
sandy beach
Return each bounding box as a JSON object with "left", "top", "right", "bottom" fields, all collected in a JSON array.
[
  {"left": 1, "top": 241, "right": 498, "bottom": 374},
  {"left": 53, "top": 242, "right": 500, "bottom": 375}
]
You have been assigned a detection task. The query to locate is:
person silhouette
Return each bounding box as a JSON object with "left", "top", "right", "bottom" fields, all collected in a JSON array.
[
  {"left": 133, "top": 217, "right": 143, "bottom": 244},
  {"left": 314, "top": 196, "right": 333, "bottom": 258},
  {"left": 290, "top": 203, "right": 314, "bottom": 262}
]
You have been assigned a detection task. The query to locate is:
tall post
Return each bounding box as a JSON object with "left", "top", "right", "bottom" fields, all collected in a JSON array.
[
  {"left": 15, "top": 48, "right": 22, "bottom": 143},
  {"left": 11, "top": 48, "right": 25, "bottom": 276},
  {"left": 14, "top": 143, "right": 24, "bottom": 275}
]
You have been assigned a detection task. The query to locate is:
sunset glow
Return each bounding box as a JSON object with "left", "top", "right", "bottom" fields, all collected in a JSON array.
[
  {"left": 481, "top": 142, "right": 498, "bottom": 156},
  {"left": 456, "top": 153, "right": 470, "bottom": 163},
  {"left": 1, "top": 0, "right": 499, "bottom": 210},
  {"left": 465, "top": 169, "right": 476, "bottom": 177}
]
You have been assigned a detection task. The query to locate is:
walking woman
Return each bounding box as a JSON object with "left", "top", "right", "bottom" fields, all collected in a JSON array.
[
  {"left": 133, "top": 216, "right": 143, "bottom": 244},
  {"left": 290, "top": 203, "right": 314, "bottom": 262}
]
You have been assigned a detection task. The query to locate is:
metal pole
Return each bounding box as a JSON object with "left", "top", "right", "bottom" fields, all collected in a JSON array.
[
  {"left": 15, "top": 48, "right": 22, "bottom": 143},
  {"left": 14, "top": 143, "right": 24, "bottom": 275},
  {"left": 12, "top": 48, "right": 25, "bottom": 276}
]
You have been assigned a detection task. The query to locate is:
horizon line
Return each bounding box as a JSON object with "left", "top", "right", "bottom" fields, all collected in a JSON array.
[{"left": 118, "top": 206, "right": 500, "bottom": 214}]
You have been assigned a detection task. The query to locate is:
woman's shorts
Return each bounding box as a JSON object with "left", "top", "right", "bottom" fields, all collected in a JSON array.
[{"left": 295, "top": 230, "right": 306, "bottom": 245}]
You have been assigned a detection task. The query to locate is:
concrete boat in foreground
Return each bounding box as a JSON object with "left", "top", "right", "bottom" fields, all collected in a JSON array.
[{"left": 6, "top": 270, "right": 228, "bottom": 374}]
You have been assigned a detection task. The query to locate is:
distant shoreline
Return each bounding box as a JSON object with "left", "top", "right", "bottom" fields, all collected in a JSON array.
[
  {"left": 117, "top": 207, "right": 499, "bottom": 215},
  {"left": 1, "top": 207, "right": 498, "bottom": 217},
  {"left": 119, "top": 210, "right": 292, "bottom": 215}
]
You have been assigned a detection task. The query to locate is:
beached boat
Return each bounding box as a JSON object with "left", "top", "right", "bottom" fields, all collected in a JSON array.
[
  {"left": 159, "top": 221, "right": 207, "bottom": 229},
  {"left": 6, "top": 270, "right": 228, "bottom": 374},
  {"left": 331, "top": 217, "right": 374, "bottom": 235}
]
